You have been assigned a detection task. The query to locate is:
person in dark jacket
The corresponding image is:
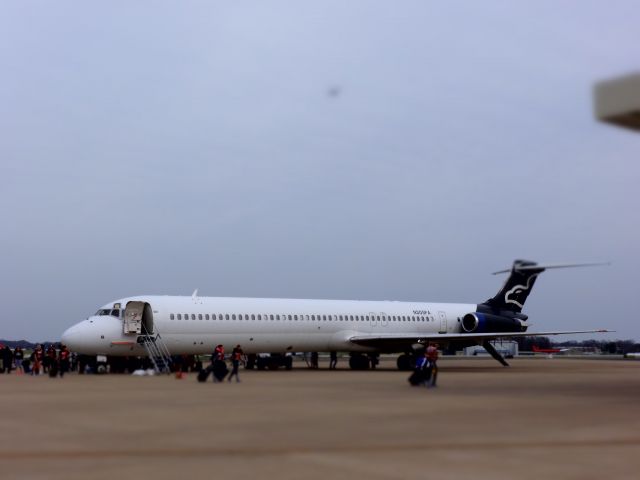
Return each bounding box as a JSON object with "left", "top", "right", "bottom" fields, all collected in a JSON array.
[
  {"left": 58, "top": 345, "right": 70, "bottom": 378},
  {"left": 1, "top": 345, "right": 12, "bottom": 374},
  {"left": 44, "top": 345, "right": 57, "bottom": 374},
  {"left": 329, "top": 351, "right": 338, "bottom": 370}
]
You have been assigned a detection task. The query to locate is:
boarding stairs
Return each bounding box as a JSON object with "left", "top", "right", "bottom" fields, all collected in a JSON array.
[{"left": 139, "top": 324, "right": 172, "bottom": 374}]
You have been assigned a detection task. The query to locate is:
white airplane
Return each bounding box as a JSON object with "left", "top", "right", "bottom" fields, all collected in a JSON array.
[{"left": 61, "top": 260, "right": 610, "bottom": 369}]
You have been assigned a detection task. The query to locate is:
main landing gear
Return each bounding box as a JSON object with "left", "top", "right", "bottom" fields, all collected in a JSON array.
[
  {"left": 348, "top": 354, "right": 370, "bottom": 370},
  {"left": 348, "top": 353, "right": 380, "bottom": 370},
  {"left": 245, "top": 353, "right": 293, "bottom": 370},
  {"left": 348, "top": 353, "right": 423, "bottom": 371}
]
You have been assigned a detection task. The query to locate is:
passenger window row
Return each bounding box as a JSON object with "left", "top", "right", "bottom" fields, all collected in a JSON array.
[{"left": 168, "top": 313, "right": 435, "bottom": 322}]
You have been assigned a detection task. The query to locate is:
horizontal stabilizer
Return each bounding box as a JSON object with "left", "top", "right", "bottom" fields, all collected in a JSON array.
[{"left": 492, "top": 261, "right": 610, "bottom": 275}]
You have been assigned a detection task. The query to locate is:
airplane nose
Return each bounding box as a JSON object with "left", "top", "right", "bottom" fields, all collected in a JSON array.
[{"left": 61, "top": 322, "right": 83, "bottom": 350}]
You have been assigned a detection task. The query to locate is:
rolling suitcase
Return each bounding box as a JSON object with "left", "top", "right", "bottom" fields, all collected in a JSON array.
[
  {"left": 408, "top": 369, "right": 424, "bottom": 386},
  {"left": 197, "top": 365, "right": 212, "bottom": 383}
]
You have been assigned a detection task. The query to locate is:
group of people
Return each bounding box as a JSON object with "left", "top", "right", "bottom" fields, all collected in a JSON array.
[
  {"left": 30, "top": 344, "right": 72, "bottom": 377},
  {"left": 409, "top": 343, "right": 439, "bottom": 388},
  {"left": 201, "top": 344, "right": 245, "bottom": 383},
  {"left": 0, "top": 344, "right": 72, "bottom": 377}
]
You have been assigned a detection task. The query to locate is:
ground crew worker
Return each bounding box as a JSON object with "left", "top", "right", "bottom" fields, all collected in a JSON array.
[
  {"left": 58, "top": 345, "right": 70, "bottom": 377},
  {"left": 426, "top": 343, "right": 439, "bottom": 387},
  {"left": 329, "top": 351, "right": 338, "bottom": 370},
  {"left": 227, "top": 345, "right": 244, "bottom": 383}
]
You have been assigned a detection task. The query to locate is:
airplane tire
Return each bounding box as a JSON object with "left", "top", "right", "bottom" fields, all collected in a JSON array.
[
  {"left": 256, "top": 358, "right": 267, "bottom": 370},
  {"left": 267, "top": 361, "right": 280, "bottom": 371},
  {"left": 284, "top": 357, "right": 293, "bottom": 370},
  {"left": 245, "top": 354, "right": 256, "bottom": 370},
  {"left": 349, "top": 354, "right": 370, "bottom": 370}
]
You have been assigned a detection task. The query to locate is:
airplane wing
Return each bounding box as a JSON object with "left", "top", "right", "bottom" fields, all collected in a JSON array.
[
  {"left": 348, "top": 329, "right": 611, "bottom": 347},
  {"left": 349, "top": 329, "right": 611, "bottom": 366}
]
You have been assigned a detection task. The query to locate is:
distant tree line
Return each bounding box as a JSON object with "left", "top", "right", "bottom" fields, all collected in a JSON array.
[
  {"left": 516, "top": 337, "right": 640, "bottom": 354},
  {"left": 0, "top": 339, "right": 56, "bottom": 349}
]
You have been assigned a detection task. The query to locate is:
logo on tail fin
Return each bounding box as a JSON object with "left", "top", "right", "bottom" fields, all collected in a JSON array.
[{"left": 504, "top": 273, "right": 539, "bottom": 309}]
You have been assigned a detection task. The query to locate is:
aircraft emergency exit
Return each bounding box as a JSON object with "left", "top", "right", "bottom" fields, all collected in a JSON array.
[{"left": 61, "top": 260, "right": 610, "bottom": 369}]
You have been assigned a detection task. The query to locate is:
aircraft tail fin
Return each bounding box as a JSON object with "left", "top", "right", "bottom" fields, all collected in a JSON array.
[{"left": 483, "top": 260, "right": 609, "bottom": 313}]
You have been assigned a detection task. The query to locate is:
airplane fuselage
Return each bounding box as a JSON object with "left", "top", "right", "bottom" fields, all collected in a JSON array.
[{"left": 62, "top": 295, "right": 476, "bottom": 356}]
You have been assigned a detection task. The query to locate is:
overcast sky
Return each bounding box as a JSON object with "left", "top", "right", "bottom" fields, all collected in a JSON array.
[{"left": 1, "top": 1, "right": 639, "bottom": 342}]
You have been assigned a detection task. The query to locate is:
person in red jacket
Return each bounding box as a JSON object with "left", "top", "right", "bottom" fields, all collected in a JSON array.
[
  {"left": 227, "top": 345, "right": 244, "bottom": 383},
  {"left": 213, "top": 344, "right": 225, "bottom": 362},
  {"left": 32, "top": 345, "right": 44, "bottom": 376}
]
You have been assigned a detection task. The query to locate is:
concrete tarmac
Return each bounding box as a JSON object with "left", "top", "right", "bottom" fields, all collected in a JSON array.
[{"left": 1, "top": 358, "right": 639, "bottom": 480}]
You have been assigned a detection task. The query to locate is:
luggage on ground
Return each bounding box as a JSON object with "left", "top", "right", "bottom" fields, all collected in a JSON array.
[
  {"left": 212, "top": 360, "right": 228, "bottom": 381},
  {"left": 197, "top": 366, "right": 211, "bottom": 383},
  {"left": 408, "top": 369, "right": 424, "bottom": 386},
  {"left": 198, "top": 365, "right": 215, "bottom": 382}
]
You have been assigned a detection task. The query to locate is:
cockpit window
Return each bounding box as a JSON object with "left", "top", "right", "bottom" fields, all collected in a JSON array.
[
  {"left": 111, "top": 309, "right": 120, "bottom": 317},
  {"left": 95, "top": 309, "right": 120, "bottom": 317},
  {"left": 96, "top": 309, "right": 110, "bottom": 316}
]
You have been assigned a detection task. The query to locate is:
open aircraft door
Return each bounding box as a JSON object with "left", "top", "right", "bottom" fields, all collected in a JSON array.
[{"left": 124, "top": 301, "right": 145, "bottom": 335}]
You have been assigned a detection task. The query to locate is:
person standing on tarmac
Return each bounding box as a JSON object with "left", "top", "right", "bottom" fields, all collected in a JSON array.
[
  {"left": 1, "top": 345, "right": 12, "bottom": 374},
  {"left": 426, "top": 343, "right": 439, "bottom": 387},
  {"left": 227, "top": 345, "right": 244, "bottom": 383},
  {"left": 14, "top": 347, "right": 24, "bottom": 375},
  {"left": 310, "top": 352, "right": 319, "bottom": 369},
  {"left": 58, "top": 345, "right": 70, "bottom": 378},
  {"left": 329, "top": 351, "right": 338, "bottom": 370},
  {"left": 213, "top": 344, "right": 225, "bottom": 362},
  {"left": 45, "top": 345, "right": 56, "bottom": 374},
  {"left": 32, "top": 345, "right": 44, "bottom": 376},
  {"left": 211, "top": 344, "right": 226, "bottom": 383}
]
